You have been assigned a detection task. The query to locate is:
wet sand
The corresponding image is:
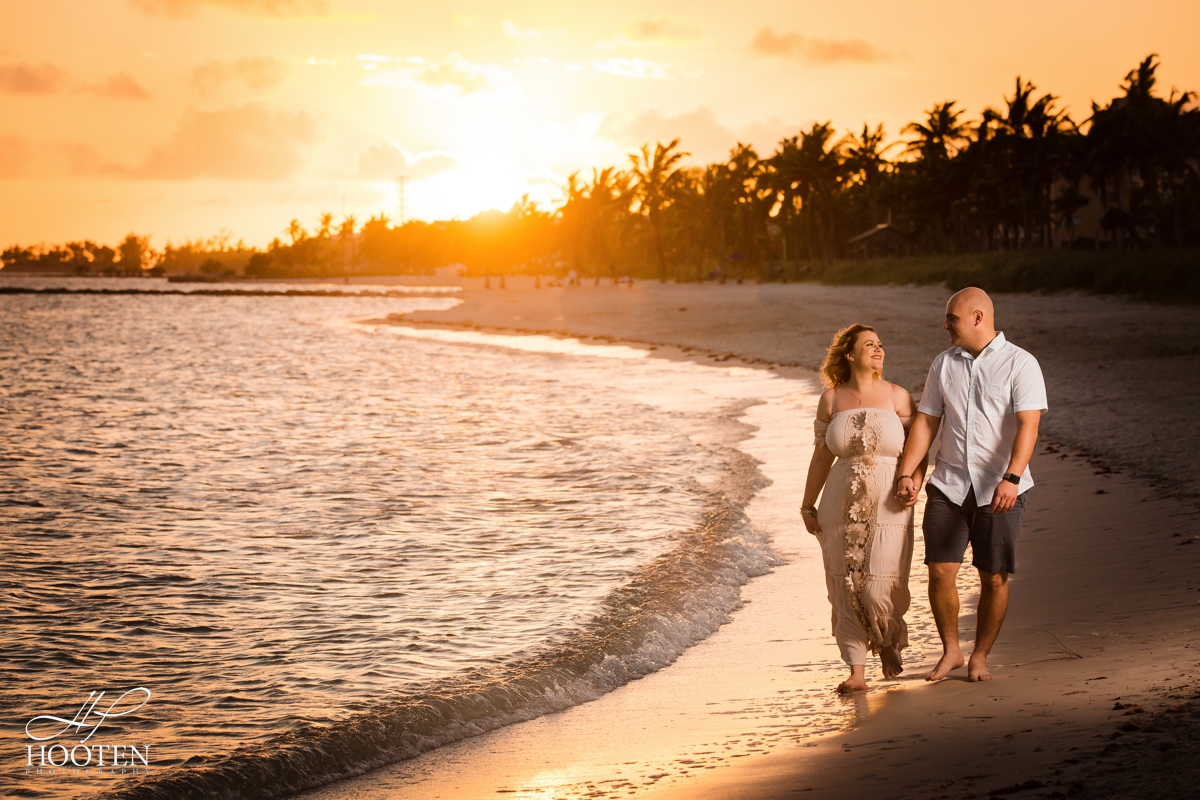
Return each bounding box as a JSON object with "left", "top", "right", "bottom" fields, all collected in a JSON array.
[{"left": 309, "top": 280, "right": 1200, "bottom": 800}]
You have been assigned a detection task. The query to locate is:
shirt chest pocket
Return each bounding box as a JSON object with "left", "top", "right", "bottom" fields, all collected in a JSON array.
[{"left": 976, "top": 382, "right": 1012, "bottom": 415}]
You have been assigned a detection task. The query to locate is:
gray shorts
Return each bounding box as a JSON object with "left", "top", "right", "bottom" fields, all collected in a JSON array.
[{"left": 922, "top": 483, "right": 1028, "bottom": 575}]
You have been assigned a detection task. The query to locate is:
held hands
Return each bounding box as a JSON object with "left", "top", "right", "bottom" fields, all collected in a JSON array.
[
  {"left": 894, "top": 476, "right": 920, "bottom": 507},
  {"left": 800, "top": 505, "right": 822, "bottom": 535},
  {"left": 990, "top": 480, "right": 1019, "bottom": 514}
]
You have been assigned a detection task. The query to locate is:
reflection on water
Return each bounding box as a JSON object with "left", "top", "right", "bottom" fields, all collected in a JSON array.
[
  {"left": 0, "top": 274, "right": 461, "bottom": 294},
  {"left": 0, "top": 290, "right": 743, "bottom": 798}
]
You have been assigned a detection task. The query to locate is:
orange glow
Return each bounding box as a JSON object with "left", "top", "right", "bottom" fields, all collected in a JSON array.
[{"left": 1, "top": 0, "right": 1198, "bottom": 247}]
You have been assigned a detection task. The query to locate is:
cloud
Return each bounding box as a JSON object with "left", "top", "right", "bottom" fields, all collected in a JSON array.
[
  {"left": 359, "top": 55, "right": 519, "bottom": 98},
  {"left": 114, "top": 104, "right": 317, "bottom": 180},
  {"left": 232, "top": 57, "right": 289, "bottom": 91},
  {"left": 128, "top": 0, "right": 326, "bottom": 18},
  {"left": 85, "top": 72, "right": 151, "bottom": 99},
  {"left": 406, "top": 154, "right": 455, "bottom": 181},
  {"left": 602, "top": 107, "right": 734, "bottom": 161},
  {"left": 0, "top": 62, "right": 63, "bottom": 95},
  {"left": 415, "top": 59, "right": 487, "bottom": 94},
  {"left": 501, "top": 19, "right": 565, "bottom": 39},
  {"left": 356, "top": 141, "right": 407, "bottom": 178},
  {"left": 597, "top": 17, "right": 700, "bottom": 50},
  {"left": 0, "top": 134, "right": 32, "bottom": 177},
  {"left": 60, "top": 143, "right": 108, "bottom": 175},
  {"left": 356, "top": 142, "right": 455, "bottom": 181},
  {"left": 625, "top": 17, "right": 700, "bottom": 44},
  {"left": 191, "top": 57, "right": 289, "bottom": 95},
  {"left": 751, "top": 27, "right": 888, "bottom": 65},
  {"left": 591, "top": 57, "right": 669, "bottom": 79}
]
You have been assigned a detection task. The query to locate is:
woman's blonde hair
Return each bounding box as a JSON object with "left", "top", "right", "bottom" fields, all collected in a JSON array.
[{"left": 821, "top": 324, "right": 879, "bottom": 387}]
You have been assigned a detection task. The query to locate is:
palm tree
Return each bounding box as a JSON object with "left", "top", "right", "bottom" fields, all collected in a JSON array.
[
  {"left": 904, "top": 101, "right": 970, "bottom": 161},
  {"left": 1154, "top": 87, "right": 1200, "bottom": 246},
  {"left": 629, "top": 138, "right": 689, "bottom": 280},
  {"left": 559, "top": 167, "right": 633, "bottom": 280},
  {"left": 286, "top": 219, "right": 307, "bottom": 245},
  {"left": 687, "top": 143, "right": 772, "bottom": 279},
  {"left": 766, "top": 122, "right": 849, "bottom": 261},
  {"left": 1087, "top": 55, "right": 1168, "bottom": 247},
  {"left": 983, "top": 78, "right": 1075, "bottom": 248},
  {"left": 337, "top": 215, "right": 357, "bottom": 271},
  {"left": 317, "top": 212, "right": 335, "bottom": 239},
  {"left": 558, "top": 171, "right": 589, "bottom": 274},
  {"left": 844, "top": 123, "right": 897, "bottom": 226},
  {"left": 902, "top": 102, "right": 972, "bottom": 251},
  {"left": 586, "top": 167, "right": 633, "bottom": 281}
]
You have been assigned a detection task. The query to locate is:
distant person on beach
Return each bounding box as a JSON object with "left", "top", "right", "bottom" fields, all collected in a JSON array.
[
  {"left": 800, "top": 324, "right": 927, "bottom": 693},
  {"left": 895, "top": 287, "right": 1047, "bottom": 682}
]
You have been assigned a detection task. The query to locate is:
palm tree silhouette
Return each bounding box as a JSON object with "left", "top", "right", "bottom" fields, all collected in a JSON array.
[
  {"left": 983, "top": 78, "right": 1075, "bottom": 248},
  {"left": 902, "top": 102, "right": 972, "bottom": 250},
  {"left": 844, "top": 123, "right": 898, "bottom": 226},
  {"left": 630, "top": 139, "right": 689, "bottom": 280}
]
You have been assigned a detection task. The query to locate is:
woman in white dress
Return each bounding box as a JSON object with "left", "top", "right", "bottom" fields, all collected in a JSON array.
[{"left": 800, "top": 324, "right": 927, "bottom": 693}]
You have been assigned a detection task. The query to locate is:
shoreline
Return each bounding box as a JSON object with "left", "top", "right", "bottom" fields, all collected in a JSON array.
[
  {"left": 302, "top": 332, "right": 904, "bottom": 800},
  {"left": 329, "top": 283, "right": 1200, "bottom": 799},
  {"left": 400, "top": 279, "right": 1200, "bottom": 505}
]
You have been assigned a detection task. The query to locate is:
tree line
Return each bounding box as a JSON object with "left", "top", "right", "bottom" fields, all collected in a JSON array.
[
  {"left": 4, "top": 54, "right": 1196, "bottom": 284},
  {"left": 2, "top": 234, "right": 155, "bottom": 277}
]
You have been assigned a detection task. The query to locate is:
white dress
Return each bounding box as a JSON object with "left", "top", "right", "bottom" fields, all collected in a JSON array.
[{"left": 813, "top": 408, "right": 915, "bottom": 666}]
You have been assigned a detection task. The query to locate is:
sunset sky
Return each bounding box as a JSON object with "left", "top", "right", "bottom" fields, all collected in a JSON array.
[{"left": 2, "top": 0, "right": 1198, "bottom": 249}]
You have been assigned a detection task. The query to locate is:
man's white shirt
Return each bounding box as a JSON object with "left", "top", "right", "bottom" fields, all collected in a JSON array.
[{"left": 918, "top": 332, "right": 1048, "bottom": 506}]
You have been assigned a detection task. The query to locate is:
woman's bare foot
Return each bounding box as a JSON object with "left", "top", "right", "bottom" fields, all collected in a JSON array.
[
  {"left": 837, "top": 676, "right": 868, "bottom": 693},
  {"left": 880, "top": 645, "right": 904, "bottom": 679},
  {"left": 924, "top": 648, "right": 965, "bottom": 681},
  {"left": 967, "top": 654, "right": 993, "bottom": 682},
  {"left": 837, "top": 664, "right": 868, "bottom": 693}
]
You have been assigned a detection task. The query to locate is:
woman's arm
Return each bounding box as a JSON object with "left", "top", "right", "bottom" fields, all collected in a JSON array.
[
  {"left": 801, "top": 444, "right": 836, "bottom": 534},
  {"left": 801, "top": 390, "right": 837, "bottom": 534}
]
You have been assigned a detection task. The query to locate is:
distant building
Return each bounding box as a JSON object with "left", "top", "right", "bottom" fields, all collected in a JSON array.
[{"left": 848, "top": 224, "right": 911, "bottom": 258}]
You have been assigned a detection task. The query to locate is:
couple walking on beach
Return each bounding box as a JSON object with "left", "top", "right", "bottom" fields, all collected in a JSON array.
[{"left": 800, "top": 287, "right": 1047, "bottom": 693}]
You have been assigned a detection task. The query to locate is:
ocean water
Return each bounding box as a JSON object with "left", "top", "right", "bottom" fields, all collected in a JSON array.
[
  {"left": 0, "top": 275, "right": 460, "bottom": 295},
  {"left": 0, "top": 281, "right": 796, "bottom": 799}
]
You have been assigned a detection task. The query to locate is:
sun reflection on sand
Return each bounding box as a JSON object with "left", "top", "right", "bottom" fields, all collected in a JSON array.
[{"left": 501, "top": 768, "right": 585, "bottom": 798}]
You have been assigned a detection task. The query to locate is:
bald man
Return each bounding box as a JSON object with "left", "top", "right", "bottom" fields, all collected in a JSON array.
[{"left": 895, "top": 287, "right": 1047, "bottom": 682}]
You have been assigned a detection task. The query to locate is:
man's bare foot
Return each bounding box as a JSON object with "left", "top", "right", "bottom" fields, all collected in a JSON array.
[
  {"left": 880, "top": 646, "right": 904, "bottom": 679},
  {"left": 967, "top": 654, "right": 993, "bottom": 682},
  {"left": 924, "top": 649, "right": 965, "bottom": 681},
  {"left": 837, "top": 675, "right": 868, "bottom": 693}
]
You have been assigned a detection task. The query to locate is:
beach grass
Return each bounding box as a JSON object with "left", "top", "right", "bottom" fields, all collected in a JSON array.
[{"left": 767, "top": 249, "right": 1200, "bottom": 303}]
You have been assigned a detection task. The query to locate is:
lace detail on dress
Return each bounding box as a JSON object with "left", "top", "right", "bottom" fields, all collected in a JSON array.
[
  {"left": 813, "top": 418, "right": 830, "bottom": 448},
  {"left": 840, "top": 410, "right": 884, "bottom": 653}
]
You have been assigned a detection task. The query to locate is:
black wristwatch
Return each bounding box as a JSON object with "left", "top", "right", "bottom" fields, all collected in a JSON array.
[{"left": 1002, "top": 472, "right": 1021, "bottom": 485}]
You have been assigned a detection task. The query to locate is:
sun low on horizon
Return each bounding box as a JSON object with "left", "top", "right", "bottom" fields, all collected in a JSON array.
[{"left": 1, "top": 0, "right": 1197, "bottom": 249}]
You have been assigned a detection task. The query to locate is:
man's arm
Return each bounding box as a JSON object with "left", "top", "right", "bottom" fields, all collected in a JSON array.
[
  {"left": 989, "top": 410, "right": 1041, "bottom": 513},
  {"left": 896, "top": 412, "right": 940, "bottom": 506}
]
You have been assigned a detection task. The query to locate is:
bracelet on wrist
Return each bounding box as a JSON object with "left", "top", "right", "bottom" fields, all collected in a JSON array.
[
  {"left": 800, "top": 505, "right": 817, "bottom": 517},
  {"left": 895, "top": 474, "right": 913, "bottom": 484}
]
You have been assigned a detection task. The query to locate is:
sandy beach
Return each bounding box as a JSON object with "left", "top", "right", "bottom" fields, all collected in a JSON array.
[{"left": 307, "top": 280, "right": 1200, "bottom": 800}]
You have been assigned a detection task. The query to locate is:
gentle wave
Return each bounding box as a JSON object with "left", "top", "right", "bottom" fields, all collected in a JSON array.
[{"left": 105, "top": 444, "right": 773, "bottom": 800}]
